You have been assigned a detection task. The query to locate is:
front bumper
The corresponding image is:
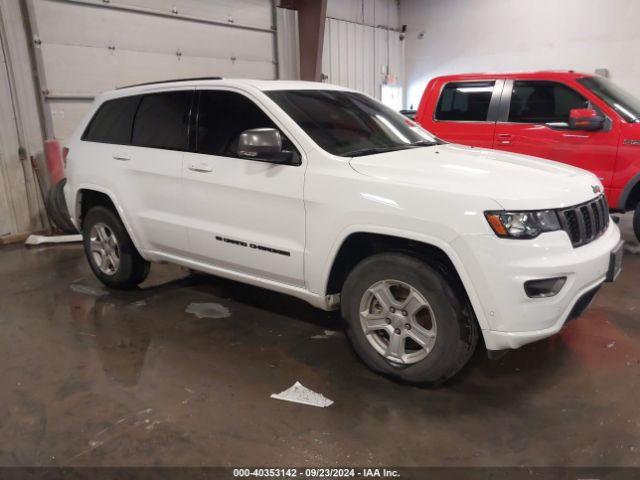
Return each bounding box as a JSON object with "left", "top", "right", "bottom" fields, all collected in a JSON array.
[{"left": 453, "top": 221, "right": 622, "bottom": 350}]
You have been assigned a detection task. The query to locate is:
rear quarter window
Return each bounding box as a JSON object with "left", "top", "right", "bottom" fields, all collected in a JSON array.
[
  {"left": 435, "top": 81, "right": 495, "bottom": 121},
  {"left": 82, "top": 95, "right": 141, "bottom": 144}
]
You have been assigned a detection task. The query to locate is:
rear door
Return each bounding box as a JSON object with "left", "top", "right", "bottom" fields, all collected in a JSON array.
[
  {"left": 118, "top": 90, "right": 193, "bottom": 255},
  {"left": 181, "top": 88, "right": 306, "bottom": 287},
  {"left": 493, "top": 80, "right": 619, "bottom": 186},
  {"left": 428, "top": 80, "right": 504, "bottom": 148}
]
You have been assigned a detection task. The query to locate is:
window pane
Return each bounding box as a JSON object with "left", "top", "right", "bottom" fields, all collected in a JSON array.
[
  {"left": 267, "top": 90, "right": 436, "bottom": 157},
  {"left": 578, "top": 76, "right": 640, "bottom": 122},
  {"left": 435, "top": 82, "right": 495, "bottom": 121},
  {"left": 83, "top": 96, "right": 140, "bottom": 144},
  {"left": 197, "top": 91, "right": 280, "bottom": 156},
  {"left": 132, "top": 91, "right": 192, "bottom": 150},
  {"left": 508, "top": 81, "right": 588, "bottom": 123}
]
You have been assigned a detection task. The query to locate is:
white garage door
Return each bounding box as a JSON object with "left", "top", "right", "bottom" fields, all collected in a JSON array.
[{"left": 30, "top": 0, "right": 278, "bottom": 140}]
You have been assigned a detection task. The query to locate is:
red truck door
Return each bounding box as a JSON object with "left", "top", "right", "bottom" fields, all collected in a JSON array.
[
  {"left": 419, "top": 80, "right": 504, "bottom": 149},
  {"left": 492, "top": 80, "right": 619, "bottom": 187}
]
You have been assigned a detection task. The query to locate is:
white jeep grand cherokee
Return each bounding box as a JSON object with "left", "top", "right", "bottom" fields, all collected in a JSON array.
[{"left": 64, "top": 78, "right": 624, "bottom": 384}]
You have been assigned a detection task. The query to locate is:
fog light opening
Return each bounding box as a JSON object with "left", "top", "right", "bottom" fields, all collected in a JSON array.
[{"left": 524, "top": 277, "right": 567, "bottom": 298}]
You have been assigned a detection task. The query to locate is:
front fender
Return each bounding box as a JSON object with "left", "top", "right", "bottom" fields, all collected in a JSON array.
[{"left": 317, "top": 224, "right": 490, "bottom": 331}]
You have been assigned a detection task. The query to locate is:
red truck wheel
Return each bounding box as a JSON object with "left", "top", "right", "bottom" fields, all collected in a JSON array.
[{"left": 634, "top": 204, "right": 640, "bottom": 242}]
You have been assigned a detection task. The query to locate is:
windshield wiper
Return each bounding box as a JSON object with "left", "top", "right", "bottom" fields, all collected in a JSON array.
[
  {"left": 408, "top": 140, "right": 437, "bottom": 147},
  {"left": 345, "top": 145, "right": 413, "bottom": 157},
  {"left": 345, "top": 139, "right": 440, "bottom": 157}
]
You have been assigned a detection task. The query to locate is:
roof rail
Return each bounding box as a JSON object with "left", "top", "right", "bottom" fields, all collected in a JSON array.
[{"left": 116, "top": 76, "right": 223, "bottom": 90}]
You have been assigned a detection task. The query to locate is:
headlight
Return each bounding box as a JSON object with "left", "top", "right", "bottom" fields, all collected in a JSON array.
[{"left": 484, "top": 210, "right": 561, "bottom": 239}]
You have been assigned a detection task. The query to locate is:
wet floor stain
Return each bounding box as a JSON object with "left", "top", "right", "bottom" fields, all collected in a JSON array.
[
  {"left": 185, "top": 302, "right": 230, "bottom": 319},
  {"left": 0, "top": 218, "right": 639, "bottom": 467}
]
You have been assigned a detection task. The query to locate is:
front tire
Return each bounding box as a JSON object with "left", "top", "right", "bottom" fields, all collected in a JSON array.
[
  {"left": 341, "top": 253, "right": 478, "bottom": 385},
  {"left": 82, "top": 206, "right": 150, "bottom": 289}
]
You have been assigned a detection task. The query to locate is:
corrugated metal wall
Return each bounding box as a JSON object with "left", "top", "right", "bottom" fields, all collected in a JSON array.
[
  {"left": 321, "top": 0, "right": 403, "bottom": 100},
  {"left": 0, "top": 33, "right": 17, "bottom": 236},
  {"left": 29, "top": 0, "right": 279, "bottom": 140},
  {"left": 0, "top": 0, "right": 47, "bottom": 238}
]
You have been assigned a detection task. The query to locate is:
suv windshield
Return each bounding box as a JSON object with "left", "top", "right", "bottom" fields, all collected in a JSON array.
[
  {"left": 578, "top": 76, "right": 640, "bottom": 123},
  {"left": 266, "top": 90, "right": 438, "bottom": 156}
]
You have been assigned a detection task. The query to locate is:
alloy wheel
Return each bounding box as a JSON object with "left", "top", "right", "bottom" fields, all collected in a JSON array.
[
  {"left": 89, "top": 222, "right": 120, "bottom": 276},
  {"left": 359, "top": 279, "right": 437, "bottom": 365}
]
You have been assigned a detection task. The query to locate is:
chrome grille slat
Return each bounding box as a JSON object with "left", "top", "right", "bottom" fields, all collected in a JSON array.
[
  {"left": 575, "top": 207, "right": 587, "bottom": 246},
  {"left": 585, "top": 205, "right": 595, "bottom": 240},
  {"left": 591, "top": 202, "right": 600, "bottom": 234},
  {"left": 558, "top": 195, "right": 608, "bottom": 248}
]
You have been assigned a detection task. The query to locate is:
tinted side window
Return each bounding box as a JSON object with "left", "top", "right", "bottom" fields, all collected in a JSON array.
[
  {"left": 132, "top": 91, "right": 192, "bottom": 150},
  {"left": 82, "top": 96, "right": 140, "bottom": 144},
  {"left": 508, "top": 81, "right": 588, "bottom": 123},
  {"left": 197, "top": 90, "right": 283, "bottom": 156},
  {"left": 435, "top": 82, "right": 495, "bottom": 121}
]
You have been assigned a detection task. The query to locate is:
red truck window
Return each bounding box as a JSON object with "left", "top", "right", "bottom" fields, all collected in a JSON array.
[
  {"left": 435, "top": 81, "right": 495, "bottom": 122},
  {"left": 508, "top": 81, "right": 588, "bottom": 124}
]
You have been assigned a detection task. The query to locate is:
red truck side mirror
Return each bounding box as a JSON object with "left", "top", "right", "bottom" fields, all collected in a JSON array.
[{"left": 569, "top": 108, "right": 605, "bottom": 131}]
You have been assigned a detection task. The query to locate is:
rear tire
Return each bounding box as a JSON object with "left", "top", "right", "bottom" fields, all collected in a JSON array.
[
  {"left": 341, "top": 253, "right": 478, "bottom": 385},
  {"left": 82, "top": 206, "right": 150, "bottom": 289},
  {"left": 46, "top": 179, "right": 77, "bottom": 234}
]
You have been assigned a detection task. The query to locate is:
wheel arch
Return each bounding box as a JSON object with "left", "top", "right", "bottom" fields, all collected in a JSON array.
[
  {"left": 323, "top": 229, "right": 489, "bottom": 330},
  {"left": 619, "top": 172, "right": 640, "bottom": 211},
  {"left": 74, "top": 185, "right": 145, "bottom": 256}
]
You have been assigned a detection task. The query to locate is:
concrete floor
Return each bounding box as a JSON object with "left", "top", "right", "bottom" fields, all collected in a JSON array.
[{"left": 0, "top": 215, "right": 638, "bottom": 468}]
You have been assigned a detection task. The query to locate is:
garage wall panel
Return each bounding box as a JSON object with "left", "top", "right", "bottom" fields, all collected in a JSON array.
[
  {"left": 31, "top": 0, "right": 277, "bottom": 140},
  {"left": 275, "top": 6, "right": 299, "bottom": 80},
  {"left": 0, "top": 38, "right": 17, "bottom": 236},
  {"left": 35, "top": 1, "right": 275, "bottom": 66},
  {"left": 0, "top": 0, "right": 47, "bottom": 236},
  {"left": 322, "top": 0, "right": 402, "bottom": 101},
  {"left": 99, "top": 0, "right": 274, "bottom": 29},
  {"left": 402, "top": 0, "right": 640, "bottom": 109},
  {"left": 326, "top": 0, "right": 399, "bottom": 28}
]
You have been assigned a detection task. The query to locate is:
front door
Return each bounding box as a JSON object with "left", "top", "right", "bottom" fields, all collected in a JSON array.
[
  {"left": 493, "top": 80, "right": 619, "bottom": 186},
  {"left": 182, "top": 89, "right": 306, "bottom": 287}
]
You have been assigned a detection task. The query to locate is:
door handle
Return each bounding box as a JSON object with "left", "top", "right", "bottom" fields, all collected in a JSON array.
[
  {"left": 497, "top": 133, "right": 514, "bottom": 145},
  {"left": 188, "top": 163, "right": 213, "bottom": 173},
  {"left": 112, "top": 153, "right": 131, "bottom": 161}
]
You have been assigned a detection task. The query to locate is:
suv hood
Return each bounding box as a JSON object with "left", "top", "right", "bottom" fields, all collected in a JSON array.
[{"left": 349, "top": 143, "right": 602, "bottom": 210}]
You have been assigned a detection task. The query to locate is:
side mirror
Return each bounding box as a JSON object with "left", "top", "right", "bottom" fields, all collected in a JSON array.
[
  {"left": 569, "top": 108, "right": 605, "bottom": 131},
  {"left": 237, "top": 128, "right": 292, "bottom": 163}
]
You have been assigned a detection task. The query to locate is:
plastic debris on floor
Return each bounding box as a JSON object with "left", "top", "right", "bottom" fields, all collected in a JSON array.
[
  {"left": 270, "top": 381, "right": 334, "bottom": 408},
  {"left": 70, "top": 282, "right": 109, "bottom": 297},
  {"left": 625, "top": 244, "right": 640, "bottom": 255},
  {"left": 25, "top": 234, "right": 82, "bottom": 246},
  {"left": 186, "top": 302, "right": 230, "bottom": 319},
  {"left": 311, "top": 329, "right": 340, "bottom": 339}
]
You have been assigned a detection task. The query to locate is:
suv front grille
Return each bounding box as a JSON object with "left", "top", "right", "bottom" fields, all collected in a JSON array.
[{"left": 557, "top": 195, "right": 609, "bottom": 247}]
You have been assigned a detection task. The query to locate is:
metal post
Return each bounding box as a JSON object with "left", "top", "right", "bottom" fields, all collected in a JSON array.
[
  {"left": 21, "top": 0, "right": 55, "bottom": 140},
  {"left": 280, "top": 0, "right": 327, "bottom": 81}
]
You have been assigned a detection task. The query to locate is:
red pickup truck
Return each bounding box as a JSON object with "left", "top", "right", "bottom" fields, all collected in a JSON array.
[{"left": 415, "top": 71, "right": 640, "bottom": 240}]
